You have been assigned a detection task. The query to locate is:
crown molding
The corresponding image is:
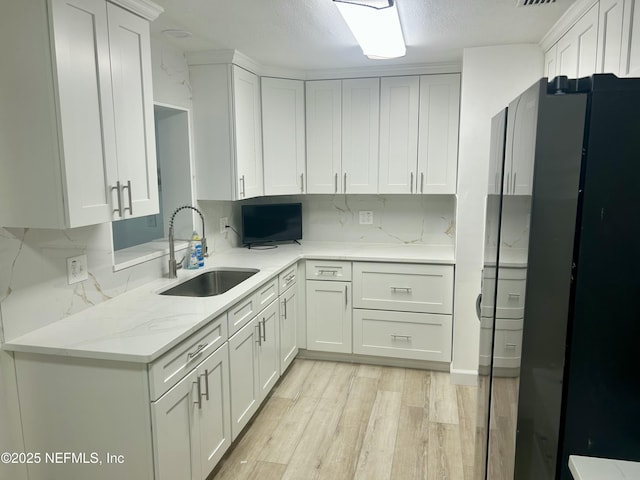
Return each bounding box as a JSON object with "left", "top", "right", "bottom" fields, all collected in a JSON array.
[
  {"left": 109, "top": 0, "right": 164, "bottom": 21},
  {"left": 187, "top": 49, "right": 461, "bottom": 79},
  {"left": 539, "top": 0, "right": 599, "bottom": 52}
]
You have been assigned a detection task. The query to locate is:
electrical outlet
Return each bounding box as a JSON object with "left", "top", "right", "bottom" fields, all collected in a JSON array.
[
  {"left": 220, "top": 217, "right": 229, "bottom": 233},
  {"left": 359, "top": 211, "right": 373, "bottom": 225},
  {"left": 67, "top": 255, "right": 88, "bottom": 285}
]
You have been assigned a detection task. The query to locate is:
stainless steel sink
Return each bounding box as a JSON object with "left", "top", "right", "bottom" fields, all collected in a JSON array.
[{"left": 159, "top": 268, "right": 259, "bottom": 297}]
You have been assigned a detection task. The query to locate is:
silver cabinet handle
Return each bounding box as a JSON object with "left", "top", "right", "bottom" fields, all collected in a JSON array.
[
  {"left": 505, "top": 343, "right": 518, "bottom": 348},
  {"left": 300, "top": 173, "right": 304, "bottom": 193},
  {"left": 506, "top": 172, "right": 511, "bottom": 194},
  {"left": 512, "top": 172, "right": 517, "bottom": 193},
  {"left": 476, "top": 293, "right": 482, "bottom": 321},
  {"left": 508, "top": 293, "right": 521, "bottom": 299},
  {"left": 123, "top": 180, "right": 133, "bottom": 215},
  {"left": 420, "top": 172, "right": 425, "bottom": 193},
  {"left": 240, "top": 175, "right": 246, "bottom": 198},
  {"left": 344, "top": 284, "right": 348, "bottom": 307},
  {"left": 283, "top": 297, "right": 288, "bottom": 319},
  {"left": 334, "top": 173, "right": 338, "bottom": 193},
  {"left": 194, "top": 377, "right": 202, "bottom": 409},
  {"left": 390, "top": 287, "right": 412, "bottom": 293},
  {"left": 317, "top": 269, "right": 337, "bottom": 276},
  {"left": 112, "top": 181, "right": 123, "bottom": 217},
  {"left": 201, "top": 370, "right": 209, "bottom": 401},
  {"left": 188, "top": 344, "right": 207, "bottom": 360},
  {"left": 344, "top": 172, "right": 347, "bottom": 193},
  {"left": 284, "top": 274, "right": 295, "bottom": 283},
  {"left": 390, "top": 334, "right": 412, "bottom": 340},
  {"left": 255, "top": 324, "right": 262, "bottom": 346},
  {"left": 261, "top": 318, "right": 267, "bottom": 342}
]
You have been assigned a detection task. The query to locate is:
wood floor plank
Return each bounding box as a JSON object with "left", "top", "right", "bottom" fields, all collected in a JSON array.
[
  {"left": 315, "top": 376, "right": 379, "bottom": 479},
  {"left": 271, "top": 359, "right": 316, "bottom": 399},
  {"left": 402, "top": 368, "right": 431, "bottom": 408},
  {"left": 429, "top": 371, "right": 460, "bottom": 424},
  {"left": 353, "top": 390, "right": 402, "bottom": 480},
  {"left": 390, "top": 404, "right": 429, "bottom": 480},
  {"left": 357, "top": 364, "right": 382, "bottom": 379},
  {"left": 427, "top": 422, "right": 465, "bottom": 480},
  {"left": 457, "top": 384, "right": 478, "bottom": 479},
  {"left": 377, "top": 365, "right": 406, "bottom": 393},
  {"left": 250, "top": 461, "right": 287, "bottom": 480}
]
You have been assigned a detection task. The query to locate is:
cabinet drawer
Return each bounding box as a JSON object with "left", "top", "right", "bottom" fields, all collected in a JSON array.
[
  {"left": 255, "top": 278, "right": 278, "bottom": 312},
  {"left": 306, "top": 260, "right": 352, "bottom": 281},
  {"left": 148, "top": 313, "right": 227, "bottom": 401},
  {"left": 279, "top": 264, "right": 297, "bottom": 294},
  {"left": 481, "top": 267, "right": 527, "bottom": 319},
  {"left": 353, "top": 309, "right": 451, "bottom": 362},
  {"left": 493, "top": 328, "right": 523, "bottom": 369},
  {"left": 353, "top": 262, "right": 453, "bottom": 314},
  {"left": 228, "top": 292, "right": 259, "bottom": 336}
]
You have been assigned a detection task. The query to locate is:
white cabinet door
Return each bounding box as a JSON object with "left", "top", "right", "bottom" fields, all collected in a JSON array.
[
  {"left": 152, "top": 367, "right": 200, "bottom": 480},
  {"left": 557, "top": 4, "right": 599, "bottom": 78},
  {"left": 256, "top": 300, "right": 280, "bottom": 398},
  {"left": 228, "top": 317, "right": 260, "bottom": 440},
  {"left": 280, "top": 284, "right": 298, "bottom": 373},
  {"left": 197, "top": 343, "right": 232, "bottom": 476},
  {"left": 621, "top": 0, "right": 640, "bottom": 76},
  {"left": 417, "top": 74, "right": 460, "bottom": 194},
  {"left": 49, "top": 0, "right": 118, "bottom": 227},
  {"left": 232, "top": 66, "right": 263, "bottom": 199},
  {"left": 596, "top": 0, "right": 625, "bottom": 75},
  {"left": 342, "top": 78, "right": 379, "bottom": 194},
  {"left": 107, "top": 2, "right": 158, "bottom": 219},
  {"left": 305, "top": 80, "right": 342, "bottom": 194},
  {"left": 378, "top": 76, "right": 419, "bottom": 194},
  {"left": 262, "top": 77, "right": 306, "bottom": 195},
  {"left": 306, "top": 280, "right": 352, "bottom": 353},
  {"left": 544, "top": 44, "right": 558, "bottom": 78},
  {"left": 557, "top": 30, "right": 579, "bottom": 77}
]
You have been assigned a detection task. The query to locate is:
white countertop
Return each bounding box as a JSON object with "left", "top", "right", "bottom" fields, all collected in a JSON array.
[
  {"left": 3, "top": 242, "right": 454, "bottom": 364},
  {"left": 569, "top": 455, "right": 640, "bottom": 480}
]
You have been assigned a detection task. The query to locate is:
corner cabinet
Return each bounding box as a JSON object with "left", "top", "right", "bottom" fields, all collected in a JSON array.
[
  {"left": 190, "top": 64, "right": 263, "bottom": 200},
  {"left": 0, "top": 0, "right": 160, "bottom": 229},
  {"left": 262, "top": 77, "right": 306, "bottom": 195},
  {"left": 378, "top": 74, "right": 460, "bottom": 194}
]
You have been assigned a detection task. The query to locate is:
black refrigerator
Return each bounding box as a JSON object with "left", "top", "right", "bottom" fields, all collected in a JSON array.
[{"left": 474, "top": 74, "right": 640, "bottom": 480}]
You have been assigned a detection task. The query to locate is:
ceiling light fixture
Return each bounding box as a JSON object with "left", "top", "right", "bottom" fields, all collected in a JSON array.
[{"left": 333, "top": 0, "right": 406, "bottom": 59}]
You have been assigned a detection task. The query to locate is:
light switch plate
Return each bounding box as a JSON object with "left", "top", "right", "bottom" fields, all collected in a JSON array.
[
  {"left": 67, "top": 255, "right": 88, "bottom": 284},
  {"left": 359, "top": 211, "right": 373, "bottom": 225}
]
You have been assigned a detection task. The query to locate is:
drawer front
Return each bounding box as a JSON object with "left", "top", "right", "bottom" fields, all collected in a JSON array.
[
  {"left": 306, "top": 260, "right": 352, "bottom": 281},
  {"left": 481, "top": 267, "right": 527, "bottom": 319},
  {"left": 493, "top": 328, "right": 523, "bottom": 369},
  {"left": 148, "top": 313, "right": 228, "bottom": 401},
  {"left": 353, "top": 309, "right": 452, "bottom": 362},
  {"left": 229, "top": 292, "right": 258, "bottom": 336},
  {"left": 255, "top": 278, "right": 278, "bottom": 312},
  {"left": 278, "top": 264, "right": 297, "bottom": 294},
  {"left": 353, "top": 262, "right": 453, "bottom": 314}
]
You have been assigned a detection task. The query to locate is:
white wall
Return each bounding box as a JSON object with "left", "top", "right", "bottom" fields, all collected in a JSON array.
[
  {"left": 451, "top": 44, "right": 543, "bottom": 384},
  {"left": 0, "top": 37, "right": 193, "bottom": 480}
]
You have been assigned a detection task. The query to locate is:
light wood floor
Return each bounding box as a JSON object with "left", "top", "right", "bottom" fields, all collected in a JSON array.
[{"left": 211, "top": 359, "right": 478, "bottom": 480}]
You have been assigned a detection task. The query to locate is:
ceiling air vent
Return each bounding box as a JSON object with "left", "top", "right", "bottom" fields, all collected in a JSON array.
[{"left": 516, "top": 0, "right": 556, "bottom": 6}]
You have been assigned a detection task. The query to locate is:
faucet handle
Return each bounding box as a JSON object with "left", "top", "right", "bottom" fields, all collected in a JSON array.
[{"left": 201, "top": 238, "right": 209, "bottom": 257}]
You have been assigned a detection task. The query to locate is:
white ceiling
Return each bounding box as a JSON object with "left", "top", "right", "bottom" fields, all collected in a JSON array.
[{"left": 150, "top": 0, "right": 575, "bottom": 71}]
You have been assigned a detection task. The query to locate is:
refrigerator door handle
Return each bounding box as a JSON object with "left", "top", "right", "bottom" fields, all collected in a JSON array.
[{"left": 476, "top": 293, "right": 482, "bottom": 321}]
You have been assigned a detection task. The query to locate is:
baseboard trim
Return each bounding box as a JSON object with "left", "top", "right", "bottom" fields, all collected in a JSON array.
[
  {"left": 296, "top": 349, "right": 451, "bottom": 372},
  {"left": 449, "top": 368, "right": 478, "bottom": 386}
]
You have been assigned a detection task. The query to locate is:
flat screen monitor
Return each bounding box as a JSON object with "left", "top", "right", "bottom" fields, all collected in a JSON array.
[{"left": 241, "top": 203, "right": 302, "bottom": 247}]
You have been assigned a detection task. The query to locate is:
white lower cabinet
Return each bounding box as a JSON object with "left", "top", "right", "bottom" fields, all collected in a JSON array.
[
  {"left": 228, "top": 299, "right": 280, "bottom": 440},
  {"left": 306, "top": 280, "right": 352, "bottom": 354},
  {"left": 152, "top": 343, "right": 231, "bottom": 480},
  {"left": 353, "top": 309, "right": 452, "bottom": 362},
  {"left": 280, "top": 282, "right": 298, "bottom": 372}
]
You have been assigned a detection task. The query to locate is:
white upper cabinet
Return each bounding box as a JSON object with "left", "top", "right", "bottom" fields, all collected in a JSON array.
[
  {"left": 545, "top": 44, "right": 559, "bottom": 78},
  {"left": 549, "top": 3, "right": 599, "bottom": 78},
  {"left": 417, "top": 74, "right": 460, "bottom": 194},
  {"left": 596, "top": 0, "right": 625, "bottom": 74},
  {"left": 306, "top": 80, "right": 343, "bottom": 194},
  {"left": 621, "top": 0, "right": 640, "bottom": 76},
  {"left": 342, "top": 78, "right": 380, "bottom": 194},
  {"left": 190, "top": 64, "right": 263, "bottom": 200},
  {"left": 233, "top": 67, "right": 264, "bottom": 199},
  {"left": 0, "top": 0, "right": 160, "bottom": 229},
  {"left": 262, "top": 78, "right": 306, "bottom": 195},
  {"left": 378, "top": 76, "right": 420, "bottom": 194}
]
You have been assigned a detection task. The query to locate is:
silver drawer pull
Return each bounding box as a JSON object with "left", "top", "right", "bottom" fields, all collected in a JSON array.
[
  {"left": 201, "top": 370, "right": 209, "bottom": 401},
  {"left": 112, "top": 181, "right": 123, "bottom": 217},
  {"left": 123, "top": 180, "right": 133, "bottom": 215},
  {"left": 284, "top": 274, "right": 295, "bottom": 282},
  {"left": 194, "top": 377, "right": 202, "bottom": 409},
  {"left": 318, "top": 269, "right": 338, "bottom": 276},
  {"left": 391, "top": 334, "right": 412, "bottom": 341},
  {"left": 390, "top": 287, "right": 412, "bottom": 293},
  {"left": 508, "top": 293, "right": 521, "bottom": 299},
  {"left": 505, "top": 343, "right": 518, "bottom": 348},
  {"left": 188, "top": 344, "right": 207, "bottom": 360}
]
